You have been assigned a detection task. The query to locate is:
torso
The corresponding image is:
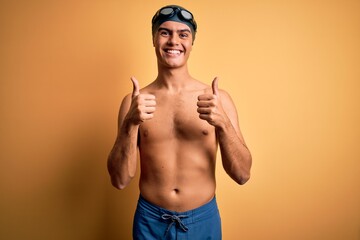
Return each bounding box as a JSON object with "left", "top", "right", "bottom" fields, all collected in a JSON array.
[{"left": 138, "top": 80, "right": 218, "bottom": 212}]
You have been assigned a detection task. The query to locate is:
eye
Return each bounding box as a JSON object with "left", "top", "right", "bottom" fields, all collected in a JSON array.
[
  {"left": 160, "top": 30, "right": 170, "bottom": 36},
  {"left": 179, "top": 33, "right": 189, "bottom": 39}
]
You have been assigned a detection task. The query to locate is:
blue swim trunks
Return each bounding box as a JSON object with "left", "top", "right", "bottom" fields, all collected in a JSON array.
[{"left": 133, "top": 195, "right": 222, "bottom": 240}]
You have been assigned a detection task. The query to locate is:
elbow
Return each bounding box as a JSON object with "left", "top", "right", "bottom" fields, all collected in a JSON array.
[
  {"left": 108, "top": 165, "right": 133, "bottom": 190},
  {"left": 226, "top": 151, "right": 252, "bottom": 185},
  {"left": 112, "top": 183, "right": 127, "bottom": 190},
  {"left": 227, "top": 170, "right": 251, "bottom": 185},
  {"left": 237, "top": 155, "right": 252, "bottom": 185},
  {"left": 107, "top": 158, "right": 133, "bottom": 190},
  {"left": 231, "top": 168, "right": 251, "bottom": 185},
  {"left": 227, "top": 161, "right": 252, "bottom": 185},
  {"left": 110, "top": 176, "right": 131, "bottom": 190},
  {"left": 237, "top": 173, "right": 250, "bottom": 185}
]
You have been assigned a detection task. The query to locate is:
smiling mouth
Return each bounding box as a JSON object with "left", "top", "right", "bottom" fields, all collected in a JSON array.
[{"left": 165, "top": 49, "right": 182, "bottom": 55}]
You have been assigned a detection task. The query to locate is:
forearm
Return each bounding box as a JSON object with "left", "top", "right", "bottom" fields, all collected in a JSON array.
[
  {"left": 107, "top": 120, "right": 139, "bottom": 189},
  {"left": 217, "top": 120, "right": 252, "bottom": 185}
]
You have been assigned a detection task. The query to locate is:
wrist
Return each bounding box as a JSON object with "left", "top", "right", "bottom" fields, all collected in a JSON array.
[
  {"left": 215, "top": 117, "right": 232, "bottom": 134},
  {"left": 122, "top": 117, "right": 140, "bottom": 135}
]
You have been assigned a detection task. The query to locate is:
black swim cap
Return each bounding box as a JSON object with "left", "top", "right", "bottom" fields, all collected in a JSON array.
[{"left": 152, "top": 5, "right": 197, "bottom": 41}]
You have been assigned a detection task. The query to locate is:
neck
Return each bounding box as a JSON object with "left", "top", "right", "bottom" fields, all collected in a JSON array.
[{"left": 156, "top": 64, "right": 192, "bottom": 91}]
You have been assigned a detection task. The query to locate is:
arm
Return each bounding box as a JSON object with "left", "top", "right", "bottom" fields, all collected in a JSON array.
[
  {"left": 107, "top": 94, "right": 139, "bottom": 190},
  {"left": 197, "top": 77, "right": 252, "bottom": 185},
  {"left": 216, "top": 90, "right": 252, "bottom": 185},
  {"left": 107, "top": 77, "right": 156, "bottom": 189}
]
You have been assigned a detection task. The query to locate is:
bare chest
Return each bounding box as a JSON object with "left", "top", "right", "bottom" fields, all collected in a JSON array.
[{"left": 139, "top": 92, "right": 214, "bottom": 142}]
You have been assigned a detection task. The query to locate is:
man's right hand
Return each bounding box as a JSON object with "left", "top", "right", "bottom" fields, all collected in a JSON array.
[{"left": 127, "top": 76, "right": 156, "bottom": 125}]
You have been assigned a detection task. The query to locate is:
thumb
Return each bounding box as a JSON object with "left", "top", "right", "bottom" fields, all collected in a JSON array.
[
  {"left": 212, "top": 77, "right": 219, "bottom": 96},
  {"left": 130, "top": 76, "right": 140, "bottom": 98}
]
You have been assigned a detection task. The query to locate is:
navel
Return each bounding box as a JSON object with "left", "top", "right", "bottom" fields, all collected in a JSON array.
[{"left": 143, "top": 129, "right": 149, "bottom": 137}]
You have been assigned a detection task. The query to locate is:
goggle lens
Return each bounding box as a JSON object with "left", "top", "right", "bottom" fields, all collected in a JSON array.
[
  {"left": 180, "top": 10, "right": 192, "bottom": 20},
  {"left": 160, "top": 7, "right": 173, "bottom": 15}
]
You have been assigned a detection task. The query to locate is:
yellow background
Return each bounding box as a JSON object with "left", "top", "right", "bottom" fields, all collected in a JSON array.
[{"left": 1, "top": 0, "right": 359, "bottom": 239}]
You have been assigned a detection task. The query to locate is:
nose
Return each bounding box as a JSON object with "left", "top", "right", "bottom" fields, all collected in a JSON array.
[{"left": 167, "top": 34, "right": 179, "bottom": 45}]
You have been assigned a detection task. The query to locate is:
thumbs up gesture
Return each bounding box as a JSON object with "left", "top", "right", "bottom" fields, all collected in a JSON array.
[
  {"left": 127, "top": 76, "right": 156, "bottom": 125},
  {"left": 197, "top": 77, "right": 226, "bottom": 127}
]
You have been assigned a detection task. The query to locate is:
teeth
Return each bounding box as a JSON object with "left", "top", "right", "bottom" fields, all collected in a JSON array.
[{"left": 167, "top": 50, "right": 181, "bottom": 54}]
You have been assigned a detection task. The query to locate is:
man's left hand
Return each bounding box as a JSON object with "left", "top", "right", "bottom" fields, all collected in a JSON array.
[{"left": 197, "top": 77, "right": 227, "bottom": 128}]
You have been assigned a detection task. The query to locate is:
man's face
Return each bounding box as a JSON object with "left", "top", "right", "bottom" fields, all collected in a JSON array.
[{"left": 153, "top": 21, "right": 193, "bottom": 69}]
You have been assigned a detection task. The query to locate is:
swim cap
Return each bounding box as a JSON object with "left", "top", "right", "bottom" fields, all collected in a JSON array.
[{"left": 152, "top": 5, "right": 197, "bottom": 41}]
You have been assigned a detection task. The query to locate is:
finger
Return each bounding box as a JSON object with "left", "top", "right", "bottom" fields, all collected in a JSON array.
[
  {"left": 199, "top": 114, "right": 211, "bottom": 121},
  {"left": 136, "top": 97, "right": 156, "bottom": 108},
  {"left": 198, "top": 94, "right": 215, "bottom": 101},
  {"left": 144, "top": 106, "right": 156, "bottom": 113},
  {"left": 197, "top": 101, "right": 214, "bottom": 107},
  {"left": 141, "top": 113, "right": 154, "bottom": 121},
  {"left": 212, "top": 77, "right": 219, "bottom": 96},
  {"left": 130, "top": 76, "right": 140, "bottom": 98},
  {"left": 197, "top": 108, "right": 211, "bottom": 114},
  {"left": 139, "top": 94, "right": 156, "bottom": 100},
  {"left": 144, "top": 100, "right": 156, "bottom": 107}
]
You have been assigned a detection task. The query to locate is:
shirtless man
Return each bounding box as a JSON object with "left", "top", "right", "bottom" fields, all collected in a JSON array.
[{"left": 107, "top": 5, "right": 252, "bottom": 239}]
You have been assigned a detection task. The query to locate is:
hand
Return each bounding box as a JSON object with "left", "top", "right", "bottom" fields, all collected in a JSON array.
[
  {"left": 197, "top": 77, "right": 226, "bottom": 127},
  {"left": 127, "top": 76, "right": 156, "bottom": 125}
]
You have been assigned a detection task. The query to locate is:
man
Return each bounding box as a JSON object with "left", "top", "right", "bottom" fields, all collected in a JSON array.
[{"left": 107, "top": 5, "right": 252, "bottom": 240}]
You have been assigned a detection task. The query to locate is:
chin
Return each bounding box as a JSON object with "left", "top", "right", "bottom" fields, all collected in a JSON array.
[{"left": 163, "top": 60, "right": 185, "bottom": 68}]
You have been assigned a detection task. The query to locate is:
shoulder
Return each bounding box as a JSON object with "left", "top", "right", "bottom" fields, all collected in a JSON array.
[
  {"left": 218, "top": 89, "right": 233, "bottom": 102},
  {"left": 121, "top": 93, "right": 132, "bottom": 108},
  {"left": 220, "top": 89, "right": 236, "bottom": 105},
  {"left": 216, "top": 86, "right": 238, "bottom": 117}
]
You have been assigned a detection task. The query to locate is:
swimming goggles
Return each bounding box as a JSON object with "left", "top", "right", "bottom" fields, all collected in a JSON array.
[{"left": 152, "top": 6, "right": 197, "bottom": 32}]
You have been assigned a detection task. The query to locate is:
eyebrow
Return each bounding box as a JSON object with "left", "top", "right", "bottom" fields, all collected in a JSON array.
[{"left": 158, "top": 27, "right": 191, "bottom": 33}]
